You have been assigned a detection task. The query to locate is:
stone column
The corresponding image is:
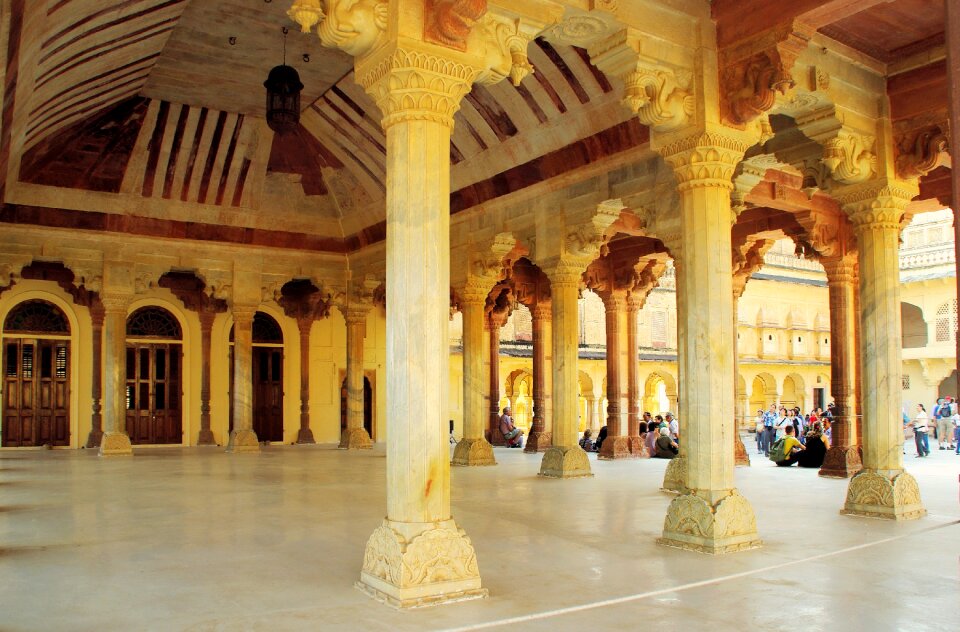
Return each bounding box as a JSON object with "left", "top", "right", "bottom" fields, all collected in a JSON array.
[
  {"left": 84, "top": 302, "right": 105, "bottom": 449},
  {"left": 661, "top": 241, "right": 687, "bottom": 494},
  {"left": 819, "top": 255, "right": 862, "bottom": 477},
  {"left": 599, "top": 292, "right": 631, "bottom": 459},
  {"left": 295, "top": 318, "right": 317, "bottom": 445},
  {"left": 486, "top": 316, "right": 506, "bottom": 446},
  {"left": 539, "top": 264, "right": 592, "bottom": 478},
  {"left": 99, "top": 295, "right": 133, "bottom": 457},
  {"left": 197, "top": 310, "right": 217, "bottom": 446},
  {"left": 525, "top": 302, "right": 553, "bottom": 452},
  {"left": 840, "top": 184, "right": 925, "bottom": 519},
  {"left": 657, "top": 134, "right": 761, "bottom": 554},
  {"left": 352, "top": 47, "right": 486, "bottom": 606},
  {"left": 948, "top": 0, "right": 960, "bottom": 392},
  {"left": 453, "top": 287, "right": 496, "bottom": 465},
  {"left": 340, "top": 308, "right": 373, "bottom": 449},
  {"left": 732, "top": 296, "right": 750, "bottom": 467},
  {"left": 227, "top": 306, "right": 259, "bottom": 453},
  {"left": 626, "top": 296, "right": 645, "bottom": 455}
]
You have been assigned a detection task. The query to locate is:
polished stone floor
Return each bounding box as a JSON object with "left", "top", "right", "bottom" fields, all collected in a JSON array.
[{"left": 1, "top": 437, "right": 957, "bottom": 631}]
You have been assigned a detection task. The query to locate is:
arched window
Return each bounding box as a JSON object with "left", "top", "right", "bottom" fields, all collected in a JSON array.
[
  {"left": 4, "top": 300, "right": 70, "bottom": 335},
  {"left": 126, "top": 307, "right": 182, "bottom": 339},
  {"left": 935, "top": 299, "right": 957, "bottom": 342},
  {"left": 229, "top": 312, "right": 283, "bottom": 343}
]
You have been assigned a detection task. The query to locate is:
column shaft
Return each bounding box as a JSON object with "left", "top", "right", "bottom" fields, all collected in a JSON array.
[
  {"left": 486, "top": 321, "right": 505, "bottom": 446},
  {"left": 197, "top": 311, "right": 216, "bottom": 445},
  {"left": 452, "top": 295, "right": 495, "bottom": 465},
  {"left": 820, "top": 258, "right": 862, "bottom": 477},
  {"left": 99, "top": 299, "right": 132, "bottom": 456},
  {"left": 227, "top": 308, "right": 259, "bottom": 452},
  {"left": 297, "top": 321, "right": 317, "bottom": 444},
  {"left": 626, "top": 300, "right": 643, "bottom": 455},
  {"left": 85, "top": 304, "right": 104, "bottom": 448},
  {"left": 525, "top": 303, "right": 552, "bottom": 452},
  {"left": 599, "top": 293, "right": 631, "bottom": 459},
  {"left": 732, "top": 296, "right": 750, "bottom": 467},
  {"left": 947, "top": 0, "right": 960, "bottom": 387},
  {"left": 340, "top": 315, "right": 372, "bottom": 448}
]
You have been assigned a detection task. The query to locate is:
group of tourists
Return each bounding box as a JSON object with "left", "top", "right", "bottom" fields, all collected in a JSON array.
[
  {"left": 579, "top": 411, "right": 680, "bottom": 458},
  {"left": 908, "top": 397, "right": 959, "bottom": 457},
  {"left": 754, "top": 404, "right": 833, "bottom": 468}
]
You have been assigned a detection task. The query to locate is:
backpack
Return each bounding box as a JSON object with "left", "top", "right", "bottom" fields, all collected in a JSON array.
[
  {"left": 768, "top": 438, "right": 787, "bottom": 463},
  {"left": 941, "top": 405, "right": 954, "bottom": 419}
]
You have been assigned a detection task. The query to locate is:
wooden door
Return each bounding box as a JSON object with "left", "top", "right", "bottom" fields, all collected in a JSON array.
[
  {"left": 253, "top": 347, "right": 283, "bottom": 442},
  {"left": 125, "top": 343, "right": 182, "bottom": 444},
  {"left": 2, "top": 339, "right": 70, "bottom": 447}
]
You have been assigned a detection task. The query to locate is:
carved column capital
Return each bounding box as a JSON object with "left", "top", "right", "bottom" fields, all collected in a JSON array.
[
  {"left": 357, "top": 46, "right": 479, "bottom": 129},
  {"left": 100, "top": 294, "right": 131, "bottom": 315},
  {"left": 232, "top": 305, "right": 258, "bottom": 326},
  {"left": 658, "top": 132, "right": 749, "bottom": 192},
  {"left": 836, "top": 180, "right": 919, "bottom": 233},
  {"left": 819, "top": 254, "right": 858, "bottom": 284}
]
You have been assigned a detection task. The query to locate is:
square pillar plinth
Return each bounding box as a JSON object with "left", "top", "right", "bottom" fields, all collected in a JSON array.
[
  {"left": 660, "top": 456, "right": 687, "bottom": 494},
  {"left": 451, "top": 438, "right": 496, "bottom": 466},
  {"left": 356, "top": 519, "right": 488, "bottom": 608},
  {"left": 841, "top": 470, "right": 926, "bottom": 520},
  {"left": 98, "top": 432, "right": 133, "bottom": 457},
  {"left": 538, "top": 446, "right": 594, "bottom": 478},
  {"left": 658, "top": 490, "right": 762, "bottom": 554}
]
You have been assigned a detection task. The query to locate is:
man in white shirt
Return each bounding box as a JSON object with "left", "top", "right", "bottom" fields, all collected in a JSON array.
[{"left": 666, "top": 412, "right": 679, "bottom": 443}]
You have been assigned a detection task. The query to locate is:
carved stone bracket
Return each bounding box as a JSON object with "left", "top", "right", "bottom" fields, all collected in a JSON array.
[
  {"left": 719, "top": 20, "right": 814, "bottom": 126},
  {"left": 590, "top": 32, "right": 694, "bottom": 132},
  {"left": 732, "top": 238, "right": 775, "bottom": 300},
  {"left": 425, "top": 0, "right": 487, "bottom": 51},
  {"left": 895, "top": 123, "right": 950, "bottom": 179}
]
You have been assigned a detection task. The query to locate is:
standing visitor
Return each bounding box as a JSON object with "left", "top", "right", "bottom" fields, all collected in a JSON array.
[
  {"left": 913, "top": 404, "right": 930, "bottom": 457},
  {"left": 937, "top": 397, "right": 956, "bottom": 450}
]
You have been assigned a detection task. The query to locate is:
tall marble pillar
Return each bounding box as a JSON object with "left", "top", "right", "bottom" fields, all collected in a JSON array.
[
  {"left": 731, "top": 295, "right": 750, "bottom": 467},
  {"left": 197, "top": 310, "right": 217, "bottom": 446},
  {"left": 661, "top": 246, "right": 688, "bottom": 493},
  {"left": 227, "top": 306, "right": 259, "bottom": 453},
  {"left": 819, "top": 255, "right": 862, "bottom": 477},
  {"left": 99, "top": 296, "right": 133, "bottom": 457},
  {"left": 599, "top": 292, "right": 631, "bottom": 459},
  {"left": 353, "top": 48, "right": 486, "bottom": 607},
  {"left": 84, "top": 302, "right": 105, "bottom": 449},
  {"left": 840, "top": 184, "right": 925, "bottom": 519},
  {"left": 626, "top": 296, "right": 645, "bottom": 455},
  {"left": 486, "top": 317, "right": 506, "bottom": 446},
  {"left": 947, "top": 0, "right": 960, "bottom": 384},
  {"left": 340, "top": 309, "right": 373, "bottom": 449},
  {"left": 525, "top": 302, "right": 553, "bottom": 452},
  {"left": 295, "top": 318, "right": 317, "bottom": 445},
  {"left": 539, "top": 266, "right": 592, "bottom": 478},
  {"left": 453, "top": 287, "right": 496, "bottom": 465},
  {"left": 658, "top": 135, "right": 761, "bottom": 554}
]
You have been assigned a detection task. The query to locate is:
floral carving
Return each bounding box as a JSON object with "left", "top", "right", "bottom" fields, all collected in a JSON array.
[
  {"left": 361, "top": 520, "right": 482, "bottom": 588},
  {"left": 317, "top": 0, "right": 388, "bottom": 57},
  {"left": 842, "top": 469, "right": 926, "bottom": 520},
  {"left": 661, "top": 133, "right": 749, "bottom": 191},
  {"left": 660, "top": 490, "right": 761, "bottom": 554},
  {"left": 424, "top": 0, "right": 487, "bottom": 51}
]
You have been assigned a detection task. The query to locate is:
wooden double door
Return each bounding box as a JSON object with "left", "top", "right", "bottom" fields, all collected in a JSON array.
[
  {"left": 125, "top": 343, "right": 182, "bottom": 444},
  {"left": 229, "top": 346, "right": 284, "bottom": 442},
  {"left": 2, "top": 338, "right": 70, "bottom": 447}
]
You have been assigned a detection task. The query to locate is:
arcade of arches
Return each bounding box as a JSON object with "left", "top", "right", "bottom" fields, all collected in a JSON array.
[{"left": 1, "top": 0, "right": 958, "bottom": 613}]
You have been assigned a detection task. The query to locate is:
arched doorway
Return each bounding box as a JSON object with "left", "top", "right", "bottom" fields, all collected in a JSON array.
[
  {"left": 230, "top": 312, "right": 284, "bottom": 442},
  {"left": 125, "top": 306, "right": 183, "bottom": 444},
  {"left": 749, "top": 376, "right": 768, "bottom": 416},
  {"left": 938, "top": 370, "right": 958, "bottom": 400},
  {"left": 340, "top": 375, "right": 374, "bottom": 440},
  {"left": 643, "top": 371, "right": 675, "bottom": 416},
  {"left": 2, "top": 299, "right": 71, "bottom": 446}
]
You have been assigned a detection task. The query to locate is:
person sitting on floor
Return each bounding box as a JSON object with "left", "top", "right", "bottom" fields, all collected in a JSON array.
[
  {"left": 595, "top": 425, "right": 608, "bottom": 452},
  {"left": 499, "top": 407, "right": 524, "bottom": 448},
  {"left": 644, "top": 421, "right": 658, "bottom": 457},
  {"left": 579, "top": 428, "right": 594, "bottom": 452},
  {"left": 654, "top": 427, "right": 679, "bottom": 459},
  {"left": 774, "top": 424, "right": 805, "bottom": 466},
  {"left": 798, "top": 422, "right": 829, "bottom": 468}
]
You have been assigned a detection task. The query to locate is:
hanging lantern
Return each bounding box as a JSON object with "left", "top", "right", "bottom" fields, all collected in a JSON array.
[
  {"left": 264, "top": 64, "right": 303, "bottom": 133},
  {"left": 264, "top": 27, "right": 303, "bottom": 134}
]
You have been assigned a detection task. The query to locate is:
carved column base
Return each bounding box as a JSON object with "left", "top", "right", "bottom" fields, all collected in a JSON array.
[
  {"left": 339, "top": 427, "right": 373, "bottom": 450},
  {"left": 523, "top": 430, "right": 552, "bottom": 453},
  {"left": 296, "top": 428, "right": 317, "bottom": 445},
  {"left": 658, "top": 489, "right": 762, "bottom": 555},
  {"left": 734, "top": 432, "right": 751, "bottom": 467},
  {"left": 451, "top": 438, "right": 497, "bottom": 466},
  {"left": 98, "top": 432, "right": 133, "bottom": 457},
  {"left": 819, "top": 445, "right": 863, "bottom": 478},
  {"left": 538, "top": 446, "right": 593, "bottom": 478},
  {"left": 226, "top": 429, "right": 260, "bottom": 453},
  {"left": 357, "top": 518, "right": 488, "bottom": 609},
  {"left": 197, "top": 429, "right": 216, "bottom": 446},
  {"left": 660, "top": 456, "right": 688, "bottom": 494},
  {"left": 841, "top": 469, "right": 926, "bottom": 520},
  {"left": 85, "top": 429, "right": 103, "bottom": 449},
  {"left": 598, "top": 436, "right": 635, "bottom": 460},
  {"left": 629, "top": 436, "right": 648, "bottom": 457}
]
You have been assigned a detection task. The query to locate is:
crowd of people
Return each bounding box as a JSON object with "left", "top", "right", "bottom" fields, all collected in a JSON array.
[
  {"left": 580, "top": 411, "right": 680, "bottom": 458},
  {"left": 908, "top": 397, "right": 959, "bottom": 457},
  {"left": 754, "top": 403, "right": 833, "bottom": 468}
]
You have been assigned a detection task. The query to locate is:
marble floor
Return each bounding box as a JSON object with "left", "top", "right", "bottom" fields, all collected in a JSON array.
[{"left": 1, "top": 437, "right": 957, "bottom": 631}]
